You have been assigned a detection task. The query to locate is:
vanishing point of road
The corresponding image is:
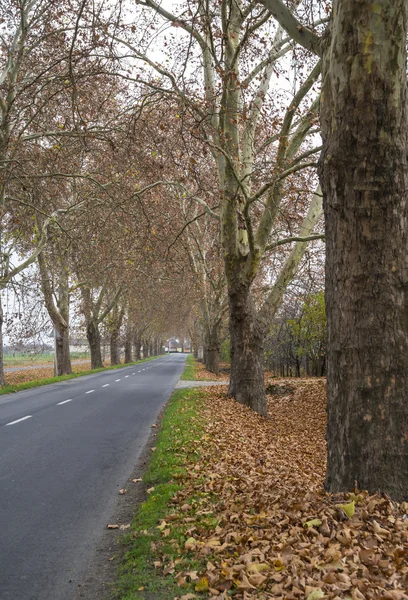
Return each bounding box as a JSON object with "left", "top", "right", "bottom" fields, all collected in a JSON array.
[{"left": 0, "top": 353, "right": 186, "bottom": 600}]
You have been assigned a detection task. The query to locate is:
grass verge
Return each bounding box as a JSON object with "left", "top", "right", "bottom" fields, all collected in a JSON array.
[
  {"left": 180, "top": 354, "right": 199, "bottom": 380},
  {"left": 0, "top": 355, "right": 165, "bottom": 396},
  {"left": 115, "top": 387, "right": 205, "bottom": 600}
]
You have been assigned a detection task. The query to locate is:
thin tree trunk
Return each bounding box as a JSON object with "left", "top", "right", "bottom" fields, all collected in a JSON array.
[
  {"left": 110, "top": 330, "right": 121, "bottom": 365},
  {"left": 134, "top": 334, "right": 142, "bottom": 361},
  {"left": 205, "top": 325, "right": 220, "bottom": 376},
  {"left": 87, "top": 321, "right": 103, "bottom": 369},
  {"left": 55, "top": 326, "right": 72, "bottom": 376},
  {"left": 124, "top": 337, "right": 132, "bottom": 363},
  {"left": 0, "top": 297, "right": 6, "bottom": 386},
  {"left": 38, "top": 251, "right": 72, "bottom": 376},
  {"left": 320, "top": 0, "right": 408, "bottom": 500},
  {"left": 295, "top": 358, "right": 301, "bottom": 378},
  {"left": 143, "top": 339, "right": 149, "bottom": 358},
  {"left": 228, "top": 285, "right": 266, "bottom": 416}
]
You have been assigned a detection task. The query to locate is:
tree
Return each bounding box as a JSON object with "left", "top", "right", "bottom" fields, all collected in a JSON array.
[
  {"left": 104, "top": 0, "right": 324, "bottom": 415},
  {"left": 38, "top": 246, "right": 72, "bottom": 376},
  {"left": 288, "top": 291, "right": 326, "bottom": 376},
  {"left": 265, "top": 0, "right": 408, "bottom": 500}
]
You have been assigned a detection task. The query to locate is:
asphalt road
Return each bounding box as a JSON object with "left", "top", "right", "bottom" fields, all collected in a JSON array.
[{"left": 0, "top": 353, "right": 186, "bottom": 600}]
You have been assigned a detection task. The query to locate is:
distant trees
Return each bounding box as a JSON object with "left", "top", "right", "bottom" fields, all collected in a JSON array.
[{"left": 266, "top": 291, "right": 325, "bottom": 377}]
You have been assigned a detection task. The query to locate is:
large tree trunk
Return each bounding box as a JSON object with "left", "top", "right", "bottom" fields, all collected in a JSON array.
[
  {"left": 228, "top": 284, "right": 266, "bottom": 416},
  {"left": 320, "top": 0, "right": 408, "bottom": 500},
  {"left": 86, "top": 321, "right": 103, "bottom": 369},
  {"left": 55, "top": 326, "right": 72, "bottom": 376}
]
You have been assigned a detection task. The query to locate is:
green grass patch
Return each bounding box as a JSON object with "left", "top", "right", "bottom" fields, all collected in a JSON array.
[
  {"left": 180, "top": 354, "right": 199, "bottom": 380},
  {"left": 0, "top": 355, "right": 165, "bottom": 396},
  {"left": 3, "top": 351, "right": 92, "bottom": 367},
  {"left": 115, "top": 387, "right": 205, "bottom": 600}
]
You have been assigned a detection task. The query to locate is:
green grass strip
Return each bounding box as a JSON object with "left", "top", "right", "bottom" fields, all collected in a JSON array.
[
  {"left": 115, "top": 387, "right": 205, "bottom": 600},
  {"left": 0, "top": 355, "right": 165, "bottom": 396},
  {"left": 180, "top": 353, "right": 199, "bottom": 380}
]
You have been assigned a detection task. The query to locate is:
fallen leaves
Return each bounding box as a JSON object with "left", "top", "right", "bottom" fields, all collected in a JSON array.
[
  {"left": 336, "top": 501, "right": 355, "bottom": 519},
  {"left": 156, "top": 378, "right": 408, "bottom": 599}
]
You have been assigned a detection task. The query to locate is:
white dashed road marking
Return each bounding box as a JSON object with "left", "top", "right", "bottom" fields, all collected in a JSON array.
[
  {"left": 85, "top": 390, "right": 95, "bottom": 394},
  {"left": 6, "top": 415, "right": 32, "bottom": 426},
  {"left": 115, "top": 379, "right": 121, "bottom": 382},
  {"left": 102, "top": 384, "right": 109, "bottom": 388},
  {"left": 57, "top": 399, "right": 72, "bottom": 405}
]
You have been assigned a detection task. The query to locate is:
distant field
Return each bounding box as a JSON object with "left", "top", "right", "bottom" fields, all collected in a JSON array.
[{"left": 3, "top": 352, "right": 91, "bottom": 367}]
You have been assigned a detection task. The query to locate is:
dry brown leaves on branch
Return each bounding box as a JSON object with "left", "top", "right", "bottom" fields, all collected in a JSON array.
[{"left": 159, "top": 379, "right": 408, "bottom": 599}]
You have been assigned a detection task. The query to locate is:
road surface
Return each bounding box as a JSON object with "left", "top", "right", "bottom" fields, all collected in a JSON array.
[{"left": 0, "top": 353, "right": 186, "bottom": 600}]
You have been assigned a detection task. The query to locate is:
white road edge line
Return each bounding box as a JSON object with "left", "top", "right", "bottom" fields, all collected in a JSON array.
[
  {"left": 57, "top": 399, "right": 72, "bottom": 405},
  {"left": 85, "top": 390, "right": 95, "bottom": 394},
  {"left": 6, "top": 415, "right": 32, "bottom": 426},
  {"left": 102, "top": 384, "right": 109, "bottom": 388}
]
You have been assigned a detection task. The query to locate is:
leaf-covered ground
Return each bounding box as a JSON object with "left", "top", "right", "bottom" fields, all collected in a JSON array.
[
  {"left": 5, "top": 361, "right": 93, "bottom": 385},
  {"left": 152, "top": 379, "right": 408, "bottom": 600},
  {"left": 195, "top": 363, "right": 230, "bottom": 381}
]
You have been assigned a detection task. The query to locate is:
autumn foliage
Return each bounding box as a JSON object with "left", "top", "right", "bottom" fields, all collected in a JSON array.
[{"left": 149, "top": 382, "right": 408, "bottom": 599}]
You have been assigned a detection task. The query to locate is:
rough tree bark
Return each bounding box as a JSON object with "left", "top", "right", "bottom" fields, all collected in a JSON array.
[
  {"left": 110, "top": 331, "right": 121, "bottom": 366},
  {"left": 204, "top": 322, "right": 221, "bottom": 376},
  {"left": 228, "top": 283, "right": 266, "bottom": 415},
  {"left": 87, "top": 321, "right": 103, "bottom": 369},
  {"left": 319, "top": 0, "right": 408, "bottom": 499}
]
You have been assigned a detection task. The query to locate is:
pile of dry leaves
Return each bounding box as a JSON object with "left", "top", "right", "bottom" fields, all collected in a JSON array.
[
  {"left": 195, "top": 362, "right": 230, "bottom": 381},
  {"left": 158, "top": 379, "right": 408, "bottom": 599},
  {"left": 5, "top": 361, "right": 94, "bottom": 385}
]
